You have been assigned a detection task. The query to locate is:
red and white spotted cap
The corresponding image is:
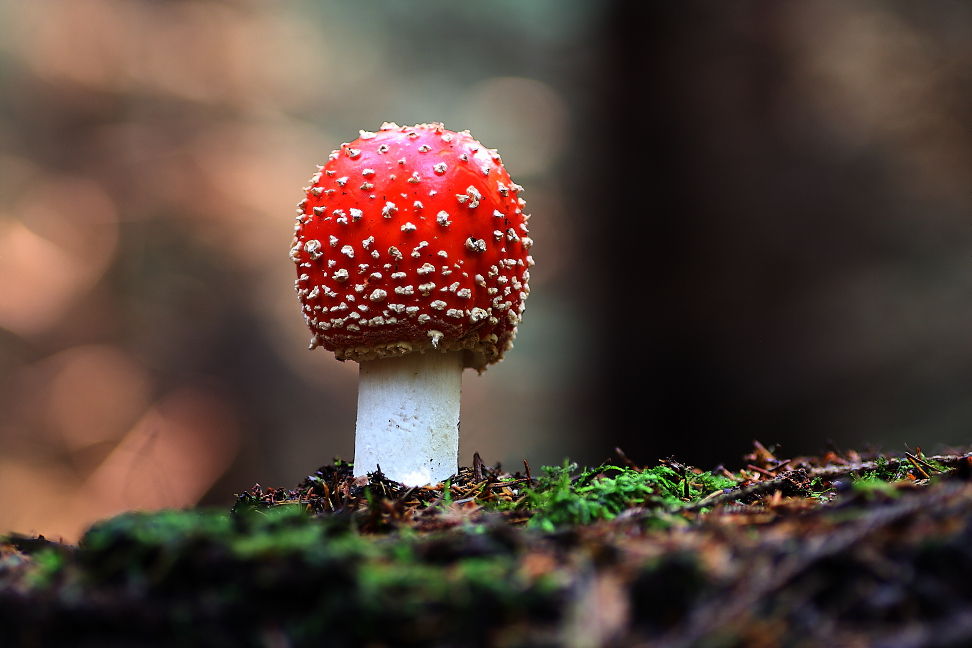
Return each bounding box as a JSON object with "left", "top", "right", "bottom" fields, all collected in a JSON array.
[{"left": 291, "top": 122, "right": 533, "bottom": 370}]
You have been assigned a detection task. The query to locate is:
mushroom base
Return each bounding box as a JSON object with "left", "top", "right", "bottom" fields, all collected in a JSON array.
[{"left": 353, "top": 350, "right": 462, "bottom": 486}]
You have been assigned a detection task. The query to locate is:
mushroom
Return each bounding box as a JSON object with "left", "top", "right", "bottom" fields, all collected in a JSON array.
[{"left": 291, "top": 123, "right": 533, "bottom": 486}]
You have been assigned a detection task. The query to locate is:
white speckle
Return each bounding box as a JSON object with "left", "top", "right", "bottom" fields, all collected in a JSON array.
[
  {"left": 388, "top": 246, "right": 403, "bottom": 260},
  {"left": 362, "top": 236, "right": 374, "bottom": 250},
  {"left": 370, "top": 272, "right": 382, "bottom": 281},
  {"left": 419, "top": 314, "right": 431, "bottom": 324},
  {"left": 358, "top": 264, "right": 370, "bottom": 274},
  {"left": 325, "top": 169, "right": 335, "bottom": 176},
  {"left": 333, "top": 269, "right": 349, "bottom": 282},
  {"left": 382, "top": 202, "right": 398, "bottom": 218},
  {"left": 511, "top": 183, "right": 524, "bottom": 193},
  {"left": 359, "top": 130, "right": 377, "bottom": 139},
  {"left": 470, "top": 307, "right": 488, "bottom": 323},
  {"left": 430, "top": 300, "right": 447, "bottom": 310},
  {"left": 429, "top": 189, "right": 438, "bottom": 197},
  {"left": 506, "top": 228, "right": 520, "bottom": 242},
  {"left": 377, "top": 144, "right": 390, "bottom": 154},
  {"left": 401, "top": 222, "right": 417, "bottom": 233},
  {"left": 362, "top": 168, "right": 376, "bottom": 176},
  {"left": 298, "top": 274, "right": 310, "bottom": 282},
  {"left": 306, "top": 286, "right": 320, "bottom": 300},
  {"left": 289, "top": 242, "right": 303, "bottom": 263},
  {"left": 448, "top": 282, "right": 460, "bottom": 292},
  {"left": 437, "top": 250, "right": 448, "bottom": 258},
  {"left": 341, "top": 245, "right": 354, "bottom": 258},
  {"left": 368, "top": 316, "right": 386, "bottom": 327},
  {"left": 433, "top": 163, "right": 447, "bottom": 175},
  {"left": 398, "top": 158, "right": 407, "bottom": 166},
  {"left": 522, "top": 237, "right": 534, "bottom": 248},
  {"left": 354, "top": 284, "right": 365, "bottom": 293},
  {"left": 497, "top": 276, "right": 509, "bottom": 285},
  {"left": 493, "top": 210, "right": 504, "bottom": 219},
  {"left": 441, "top": 268, "right": 452, "bottom": 276},
  {"left": 474, "top": 274, "right": 486, "bottom": 286},
  {"left": 413, "top": 201, "right": 424, "bottom": 210},
  {"left": 331, "top": 302, "right": 348, "bottom": 312},
  {"left": 459, "top": 153, "right": 468, "bottom": 162},
  {"left": 406, "top": 306, "right": 419, "bottom": 316},
  {"left": 310, "top": 187, "right": 323, "bottom": 197},
  {"left": 371, "top": 250, "right": 380, "bottom": 259},
  {"left": 349, "top": 208, "right": 363, "bottom": 222},
  {"left": 456, "top": 288, "right": 471, "bottom": 299},
  {"left": 456, "top": 194, "right": 468, "bottom": 205},
  {"left": 359, "top": 183, "right": 374, "bottom": 191},
  {"left": 313, "top": 206, "right": 326, "bottom": 216},
  {"left": 348, "top": 312, "right": 361, "bottom": 320},
  {"left": 304, "top": 240, "right": 323, "bottom": 260},
  {"left": 346, "top": 148, "right": 361, "bottom": 159},
  {"left": 325, "top": 189, "right": 336, "bottom": 196},
  {"left": 407, "top": 171, "right": 421, "bottom": 184},
  {"left": 324, "top": 286, "right": 337, "bottom": 298},
  {"left": 480, "top": 165, "right": 490, "bottom": 176},
  {"left": 493, "top": 230, "right": 503, "bottom": 241},
  {"left": 394, "top": 285, "right": 415, "bottom": 296},
  {"left": 336, "top": 177, "right": 348, "bottom": 186},
  {"left": 446, "top": 308, "right": 464, "bottom": 318},
  {"left": 358, "top": 304, "right": 369, "bottom": 312},
  {"left": 347, "top": 324, "right": 361, "bottom": 331},
  {"left": 328, "top": 259, "right": 337, "bottom": 268},
  {"left": 527, "top": 255, "right": 535, "bottom": 266},
  {"left": 418, "top": 282, "right": 436, "bottom": 295},
  {"left": 418, "top": 144, "right": 432, "bottom": 153},
  {"left": 388, "top": 303, "right": 406, "bottom": 314},
  {"left": 417, "top": 263, "right": 435, "bottom": 276},
  {"left": 497, "top": 183, "right": 509, "bottom": 197},
  {"left": 436, "top": 211, "right": 451, "bottom": 226},
  {"left": 391, "top": 272, "right": 406, "bottom": 280},
  {"left": 465, "top": 237, "right": 487, "bottom": 253},
  {"left": 369, "top": 289, "right": 387, "bottom": 302}
]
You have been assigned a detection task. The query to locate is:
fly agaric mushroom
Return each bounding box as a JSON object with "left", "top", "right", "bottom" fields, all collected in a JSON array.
[{"left": 290, "top": 122, "right": 533, "bottom": 486}]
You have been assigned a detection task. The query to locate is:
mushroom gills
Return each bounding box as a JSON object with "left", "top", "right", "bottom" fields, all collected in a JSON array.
[{"left": 353, "top": 350, "right": 462, "bottom": 486}]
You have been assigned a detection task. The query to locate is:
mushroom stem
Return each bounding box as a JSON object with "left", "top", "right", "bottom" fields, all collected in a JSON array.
[{"left": 353, "top": 350, "right": 462, "bottom": 486}]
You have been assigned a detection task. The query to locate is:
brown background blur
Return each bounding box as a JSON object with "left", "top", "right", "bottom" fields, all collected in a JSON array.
[{"left": 0, "top": 0, "right": 969, "bottom": 541}]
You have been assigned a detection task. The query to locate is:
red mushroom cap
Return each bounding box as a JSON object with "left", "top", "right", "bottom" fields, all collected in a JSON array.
[{"left": 291, "top": 122, "right": 533, "bottom": 370}]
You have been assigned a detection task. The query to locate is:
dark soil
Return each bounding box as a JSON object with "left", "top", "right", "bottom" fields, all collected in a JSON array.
[{"left": 3, "top": 445, "right": 972, "bottom": 648}]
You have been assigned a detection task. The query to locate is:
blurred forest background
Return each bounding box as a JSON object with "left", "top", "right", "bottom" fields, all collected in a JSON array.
[{"left": 0, "top": 0, "right": 969, "bottom": 541}]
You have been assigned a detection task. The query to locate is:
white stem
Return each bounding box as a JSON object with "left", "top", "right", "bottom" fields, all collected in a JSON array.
[{"left": 353, "top": 350, "right": 462, "bottom": 486}]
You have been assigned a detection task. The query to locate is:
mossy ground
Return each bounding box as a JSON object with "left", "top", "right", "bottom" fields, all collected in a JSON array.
[{"left": 3, "top": 445, "right": 972, "bottom": 647}]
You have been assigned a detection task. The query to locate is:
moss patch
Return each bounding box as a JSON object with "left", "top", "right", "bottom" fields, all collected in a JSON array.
[{"left": 3, "top": 446, "right": 972, "bottom": 647}]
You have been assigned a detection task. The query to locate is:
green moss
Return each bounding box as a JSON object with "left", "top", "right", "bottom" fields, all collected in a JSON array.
[
  {"left": 0, "top": 505, "right": 564, "bottom": 647},
  {"left": 506, "top": 461, "right": 734, "bottom": 531}
]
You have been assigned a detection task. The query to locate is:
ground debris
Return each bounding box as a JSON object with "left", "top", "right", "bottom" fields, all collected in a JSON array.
[{"left": 2, "top": 443, "right": 972, "bottom": 647}]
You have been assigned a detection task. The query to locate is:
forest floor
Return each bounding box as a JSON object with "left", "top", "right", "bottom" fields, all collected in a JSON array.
[{"left": 3, "top": 442, "right": 972, "bottom": 648}]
